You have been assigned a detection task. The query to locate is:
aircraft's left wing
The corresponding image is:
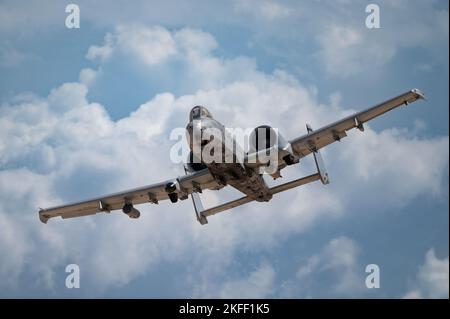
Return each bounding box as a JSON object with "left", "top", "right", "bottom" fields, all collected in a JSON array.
[
  {"left": 289, "top": 89, "right": 425, "bottom": 160},
  {"left": 38, "top": 168, "right": 220, "bottom": 223}
]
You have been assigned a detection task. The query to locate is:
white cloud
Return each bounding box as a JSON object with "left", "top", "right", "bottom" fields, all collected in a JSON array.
[
  {"left": 79, "top": 68, "right": 97, "bottom": 87},
  {"left": 200, "top": 263, "right": 276, "bottom": 298},
  {"left": 235, "top": 0, "right": 292, "bottom": 21},
  {"left": 0, "top": 217, "right": 30, "bottom": 286},
  {"left": 86, "top": 33, "right": 115, "bottom": 62},
  {"left": 285, "top": 236, "right": 364, "bottom": 297},
  {"left": 86, "top": 25, "right": 259, "bottom": 92},
  {"left": 2, "top": 1, "right": 447, "bottom": 79},
  {"left": 0, "top": 43, "right": 35, "bottom": 67},
  {"left": 404, "top": 249, "right": 449, "bottom": 299},
  {"left": 316, "top": 24, "right": 396, "bottom": 77},
  {"left": 337, "top": 128, "right": 449, "bottom": 206},
  {"left": 0, "top": 25, "right": 448, "bottom": 296},
  {"left": 116, "top": 93, "right": 175, "bottom": 141},
  {"left": 115, "top": 25, "right": 177, "bottom": 65},
  {"left": 314, "top": 1, "right": 449, "bottom": 77},
  {"left": 48, "top": 82, "right": 89, "bottom": 113},
  {"left": 174, "top": 27, "right": 218, "bottom": 55},
  {"left": 86, "top": 25, "right": 215, "bottom": 67}
]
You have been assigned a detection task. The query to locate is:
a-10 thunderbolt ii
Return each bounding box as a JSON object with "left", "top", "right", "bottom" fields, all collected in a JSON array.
[{"left": 39, "top": 89, "right": 425, "bottom": 225}]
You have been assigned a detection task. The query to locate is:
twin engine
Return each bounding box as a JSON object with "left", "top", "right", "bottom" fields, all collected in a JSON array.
[
  {"left": 249, "top": 125, "right": 297, "bottom": 165},
  {"left": 185, "top": 124, "right": 298, "bottom": 172},
  {"left": 249, "top": 125, "right": 288, "bottom": 151}
]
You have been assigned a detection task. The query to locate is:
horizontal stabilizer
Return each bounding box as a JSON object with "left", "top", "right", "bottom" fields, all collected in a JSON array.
[
  {"left": 192, "top": 192, "right": 208, "bottom": 225},
  {"left": 197, "top": 173, "right": 321, "bottom": 223}
]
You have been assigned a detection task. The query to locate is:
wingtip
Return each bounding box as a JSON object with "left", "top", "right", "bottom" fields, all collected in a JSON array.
[
  {"left": 411, "top": 88, "right": 426, "bottom": 100},
  {"left": 38, "top": 209, "right": 49, "bottom": 224}
]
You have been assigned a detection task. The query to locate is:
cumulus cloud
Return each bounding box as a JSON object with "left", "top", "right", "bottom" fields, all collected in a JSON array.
[
  {"left": 86, "top": 31, "right": 118, "bottom": 62},
  {"left": 87, "top": 25, "right": 178, "bottom": 66},
  {"left": 314, "top": 1, "right": 449, "bottom": 77},
  {"left": 86, "top": 25, "right": 212, "bottom": 65},
  {"left": 2, "top": 1, "right": 447, "bottom": 80},
  {"left": 86, "top": 25, "right": 259, "bottom": 93},
  {"left": 195, "top": 263, "right": 276, "bottom": 298},
  {"left": 404, "top": 249, "right": 449, "bottom": 299},
  {"left": 0, "top": 43, "right": 36, "bottom": 67},
  {"left": 0, "top": 24, "right": 448, "bottom": 296},
  {"left": 79, "top": 68, "right": 97, "bottom": 87},
  {"left": 279, "top": 236, "right": 364, "bottom": 297},
  {"left": 316, "top": 24, "right": 396, "bottom": 77},
  {"left": 336, "top": 128, "right": 449, "bottom": 206},
  {"left": 235, "top": 0, "right": 292, "bottom": 21}
]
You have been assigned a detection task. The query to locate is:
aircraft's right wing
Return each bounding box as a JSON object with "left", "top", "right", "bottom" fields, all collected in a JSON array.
[
  {"left": 289, "top": 89, "right": 425, "bottom": 160},
  {"left": 38, "top": 168, "right": 221, "bottom": 223}
]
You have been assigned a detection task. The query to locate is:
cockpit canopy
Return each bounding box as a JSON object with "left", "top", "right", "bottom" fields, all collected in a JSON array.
[{"left": 189, "top": 106, "right": 213, "bottom": 121}]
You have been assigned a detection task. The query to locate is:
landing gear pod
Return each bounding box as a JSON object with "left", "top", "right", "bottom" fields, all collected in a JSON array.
[
  {"left": 122, "top": 203, "right": 141, "bottom": 219},
  {"left": 165, "top": 182, "right": 179, "bottom": 203}
]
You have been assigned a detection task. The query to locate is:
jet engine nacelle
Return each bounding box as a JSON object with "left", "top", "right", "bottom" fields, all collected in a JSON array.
[
  {"left": 249, "top": 125, "right": 297, "bottom": 165},
  {"left": 249, "top": 125, "right": 289, "bottom": 151}
]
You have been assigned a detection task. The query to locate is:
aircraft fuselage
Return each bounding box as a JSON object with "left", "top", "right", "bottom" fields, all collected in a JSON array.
[{"left": 186, "top": 107, "right": 273, "bottom": 202}]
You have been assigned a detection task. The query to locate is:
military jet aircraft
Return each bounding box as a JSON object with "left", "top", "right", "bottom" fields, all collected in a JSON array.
[{"left": 39, "top": 89, "right": 425, "bottom": 225}]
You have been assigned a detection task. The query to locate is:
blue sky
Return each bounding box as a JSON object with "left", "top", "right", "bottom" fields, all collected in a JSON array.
[{"left": 0, "top": 0, "right": 448, "bottom": 298}]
